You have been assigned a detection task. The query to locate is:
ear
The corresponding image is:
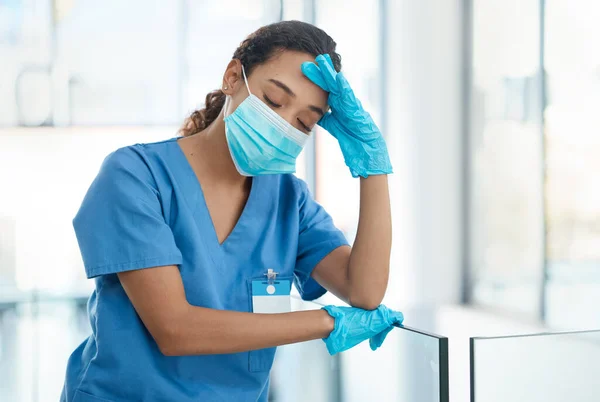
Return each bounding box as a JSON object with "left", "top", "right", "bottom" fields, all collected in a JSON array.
[{"left": 222, "top": 59, "right": 244, "bottom": 95}]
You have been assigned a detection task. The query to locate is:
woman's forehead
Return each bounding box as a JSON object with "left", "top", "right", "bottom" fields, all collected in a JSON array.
[{"left": 251, "top": 51, "right": 328, "bottom": 107}]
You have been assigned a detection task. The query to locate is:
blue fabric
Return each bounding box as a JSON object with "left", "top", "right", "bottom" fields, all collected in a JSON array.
[
  {"left": 61, "top": 138, "right": 348, "bottom": 402},
  {"left": 301, "top": 54, "right": 393, "bottom": 178},
  {"left": 321, "top": 305, "right": 404, "bottom": 355}
]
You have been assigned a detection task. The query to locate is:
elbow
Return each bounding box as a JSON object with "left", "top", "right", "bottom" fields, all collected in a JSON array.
[
  {"left": 152, "top": 311, "right": 191, "bottom": 356},
  {"left": 156, "top": 328, "right": 184, "bottom": 357},
  {"left": 348, "top": 292, "right": 384, "bottom": 311},
  {"left": 346, "top": 276, "right": 386, "bottom": 310},
  {"left": 158, "top": 341, "right": 179, "bottom": 357},
  {"left": 352, "top": 299, "right": 383, "bottom": 311}
]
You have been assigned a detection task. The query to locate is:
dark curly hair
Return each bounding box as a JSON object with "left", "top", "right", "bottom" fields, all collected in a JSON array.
[{"left": 180, "top": 20, "right": 342, "bottom": 137}]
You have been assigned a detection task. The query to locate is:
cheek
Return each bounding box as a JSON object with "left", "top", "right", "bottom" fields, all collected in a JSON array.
[
  {"left": 226, "top": 92, "right": 249, "bottom": 115},
  {"left": 302, "top": 114, "right": 321, "bottom": 127}
]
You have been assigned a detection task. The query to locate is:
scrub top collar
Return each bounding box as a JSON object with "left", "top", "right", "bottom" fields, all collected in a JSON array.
[{"left": 168, "top": 137, "right": 266, "bottom": 266}]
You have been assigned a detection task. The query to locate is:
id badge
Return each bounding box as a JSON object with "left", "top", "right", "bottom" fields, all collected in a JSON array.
[{"left": 251, "top": 279, "right": 291, "bottom": 314}]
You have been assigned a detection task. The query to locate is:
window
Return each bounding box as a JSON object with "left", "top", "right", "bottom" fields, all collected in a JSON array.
[
  {"left": 0, "top": 0, "right": 53, "bottom": 126},
  {"left": 0, "top": 1, "right": 282, "bottom": 294},
  {"left": 469, "top": 0, "right": 600, "bottom": 325},
  {"left": 314, "top": 0, "right": 382, "bottom": 241},
  {"left": 544, "top": 0, "right": 600, "bottom": 328},
  {"left": 183, "top": 0, "right": 280, "bottom": 122},
  {"left": 468, "top": 0, "right": 544, "bottom": 316}
]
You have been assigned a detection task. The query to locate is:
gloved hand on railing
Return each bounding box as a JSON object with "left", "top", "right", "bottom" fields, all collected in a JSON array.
[
  {"left": 301, "top": 54, "right": 393, "bottom": 178},
  {"left": 321, "top": 304, "right": 404, "bottom": 355}
]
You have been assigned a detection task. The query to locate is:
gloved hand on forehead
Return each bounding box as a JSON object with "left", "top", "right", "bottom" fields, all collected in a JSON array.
[
  {"left": 321, "top": 304, "right": 404, "bottom": 355},
  {"left": 301, "top": 54, "right": 393, "bottom": 178}
]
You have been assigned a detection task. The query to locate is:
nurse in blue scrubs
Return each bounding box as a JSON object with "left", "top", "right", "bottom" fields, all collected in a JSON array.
[{"left": 62, "top": 21, "right": 403, "bottom": 402}]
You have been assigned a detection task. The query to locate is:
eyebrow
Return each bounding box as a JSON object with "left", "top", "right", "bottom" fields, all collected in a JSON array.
[
  {"left": 308, "top": 105, "right": 325, "bottom": 116},
  {"left": 268, "top": 78, "right": 325, "bottom": 116}
]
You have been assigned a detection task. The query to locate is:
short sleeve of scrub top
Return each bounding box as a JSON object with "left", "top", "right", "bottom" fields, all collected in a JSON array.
[
  {"left": 293, "top": 179, "right": 349, "bottom": 300},
  {"left": 73, "top": 147, "right": 182, "bottom": 277}
]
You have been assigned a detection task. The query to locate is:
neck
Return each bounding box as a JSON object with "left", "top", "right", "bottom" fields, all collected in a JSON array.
[{"left": 191, "top": 110, "right": 247, "bottom": 187}]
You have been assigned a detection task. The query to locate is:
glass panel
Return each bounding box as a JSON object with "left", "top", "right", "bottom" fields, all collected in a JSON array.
[
  {"left": 471, "top": 330, "right": 600, "bottom": 402},
  {"left": 270, "top": 337, "right": 339, "bottom": 402},
  {"left": 314, "top": 0, "right": 381, "bottom": 240},
  {"left": 469, "top": 0, "right": 544, "bottom": 315},
  {"left": 271, "top": 299, "right": 449, "bottom": 402},
  {"left": 340, "top": 326, "right": 448, "bottom": 402},
  {"left": 544, "top": 0, "right": 600, "bottom": 329}
]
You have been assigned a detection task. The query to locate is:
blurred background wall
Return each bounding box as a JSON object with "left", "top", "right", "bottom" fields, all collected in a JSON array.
[{"left": 1, "top": 0, "right": 599, "bottom": 400}]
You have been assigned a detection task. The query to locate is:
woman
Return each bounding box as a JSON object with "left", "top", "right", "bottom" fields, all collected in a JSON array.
[{"left": 62, "top": 21, "right": 402, "bottom": 402}]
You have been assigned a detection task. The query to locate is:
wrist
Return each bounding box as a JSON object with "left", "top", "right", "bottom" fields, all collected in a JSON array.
[{"left": 320, "top": 309, "right": 335, "bottom": 338}]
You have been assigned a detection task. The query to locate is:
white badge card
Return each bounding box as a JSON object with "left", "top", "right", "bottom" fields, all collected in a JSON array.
[{"left": 251, "top": 279, "right": 291, "bottom": 314}]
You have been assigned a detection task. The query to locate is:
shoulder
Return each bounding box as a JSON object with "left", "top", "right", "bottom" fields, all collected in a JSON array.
[
  {"left": 97, "top": 146, "right": 151, "bottom": 187},
  {"left": 74, "top": 145, "right": 163, "bottom": 226},
  {"left": 85, "top": 144, "right": 167, "bottom": 204},
  {"left": 102, "top": 145, "right": 145, "bottom": 172},
  {"left": 102, "top": 138, "right": 175, "bottom": 173},
  {"left": 98, "top": 138, "right": 178, "bottom": 185}
]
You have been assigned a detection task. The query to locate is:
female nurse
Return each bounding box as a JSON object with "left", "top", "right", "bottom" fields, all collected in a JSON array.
[{"left": 61, "top": 20, "right": 403, "bottom": 402}]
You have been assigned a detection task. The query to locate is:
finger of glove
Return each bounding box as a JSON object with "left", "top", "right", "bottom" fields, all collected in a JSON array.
[
  {"left": 315, "top": 55, "right": 338, "bottom": 93},
  {"left": 376, "top": 305, "right": 404, "bottom": 327},
  {"left": 323, "top": 53, "right": 351, "bottom": 99},
  {"left": 323, "top": 53, "right": 336, "bottom": 70},
  {"left": 301, "top": 62, "right": 330, "bottom": 92},
  {"left": 391, "top": 311, "right": 405, "bottom": 325},
  {"left": 369, "top": 326, "right": 394, "bottom": 351}
]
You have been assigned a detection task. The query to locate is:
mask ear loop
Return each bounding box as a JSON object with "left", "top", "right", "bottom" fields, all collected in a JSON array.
[{"left": 240, "top": 64, "right": 252, "bottom": 95}]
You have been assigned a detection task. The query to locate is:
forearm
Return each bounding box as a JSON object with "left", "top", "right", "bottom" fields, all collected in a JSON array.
[
  {"left": 162, "top": 306, "right": 334, "bottom": 356},
  {"left": 348, "top": 175, "right": 392, "bottom": 308}
]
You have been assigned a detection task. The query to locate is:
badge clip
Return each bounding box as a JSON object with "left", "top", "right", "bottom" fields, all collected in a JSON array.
[{"left": 264, "top": 268, "right": 278, "bottom": 285}]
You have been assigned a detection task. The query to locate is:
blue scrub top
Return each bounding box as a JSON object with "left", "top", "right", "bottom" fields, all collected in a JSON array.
[{"left": 61, "top": 138, "right": 348, "bottom": 402}]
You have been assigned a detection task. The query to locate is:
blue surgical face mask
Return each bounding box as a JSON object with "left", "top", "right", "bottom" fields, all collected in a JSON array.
[{"left": 223, "top": 66, "right": 309, "bottom": 176}]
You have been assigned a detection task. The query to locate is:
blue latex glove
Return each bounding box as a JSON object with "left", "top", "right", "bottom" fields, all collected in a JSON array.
[
  {"left": 322, "top": 304, "right": 404, "bottom": 355},
  {"left": 301, "top": 54, "right": 393, "bottom": 178}
]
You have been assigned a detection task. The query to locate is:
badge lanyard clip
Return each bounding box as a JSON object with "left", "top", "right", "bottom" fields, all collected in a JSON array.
[{"left": 264, "top": 268, "right": 278, "bottom": 285}]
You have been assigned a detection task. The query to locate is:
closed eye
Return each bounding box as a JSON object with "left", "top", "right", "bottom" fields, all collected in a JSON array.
[
  {"left": 263, "top": 94, "right": 281, "bottom": 108},
  {"left": 297, "top": 119, "right": 311, "bottom": 133}
]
